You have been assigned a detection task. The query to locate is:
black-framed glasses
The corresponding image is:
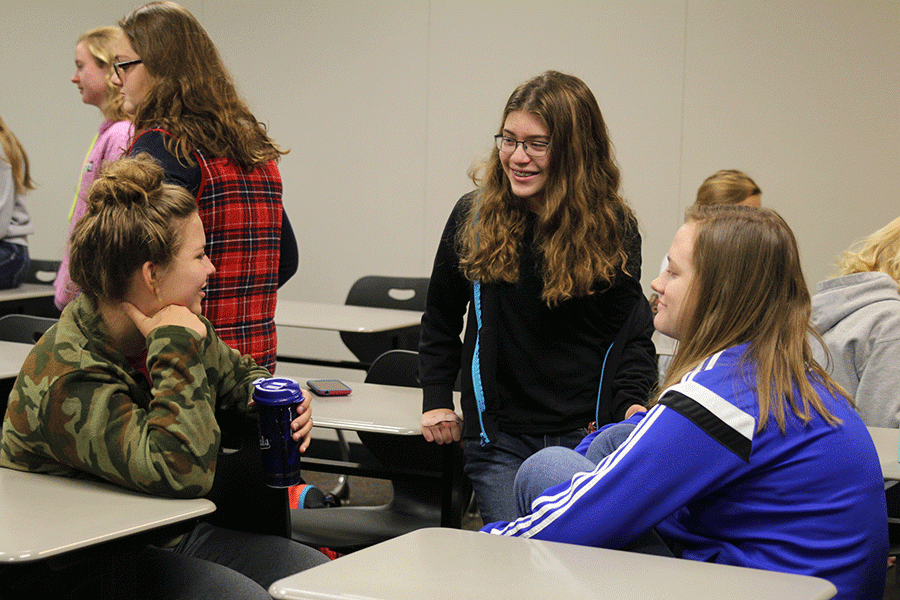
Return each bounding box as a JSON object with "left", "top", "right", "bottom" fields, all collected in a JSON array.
[
  {"left": 494, "top": 135, "right": 549, "bottom": 158},
  {"left": 113, "top": 59, "right": 143, "bottom": 78}
]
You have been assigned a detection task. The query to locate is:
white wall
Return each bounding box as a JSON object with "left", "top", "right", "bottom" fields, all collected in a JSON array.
[{"left": 2, "top": 1, "right": 898, "bottom": 363}]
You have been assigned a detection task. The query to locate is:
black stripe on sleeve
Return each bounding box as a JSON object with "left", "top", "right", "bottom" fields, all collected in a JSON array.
[{"left": 659, "top": 390, "right": 752, "bottom": 462}]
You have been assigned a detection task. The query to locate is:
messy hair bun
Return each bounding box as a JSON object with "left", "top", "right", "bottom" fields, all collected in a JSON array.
[
  {"left": 86, "top": 153, "right": 166, "bottom": 212},
  {"left": 70, "top": 154, "right": 197, "bottom": 304}
]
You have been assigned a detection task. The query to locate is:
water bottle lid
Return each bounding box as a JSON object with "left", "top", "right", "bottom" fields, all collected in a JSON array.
[{"left": 252, "top": 377, "right": 302, "bottom": 405}]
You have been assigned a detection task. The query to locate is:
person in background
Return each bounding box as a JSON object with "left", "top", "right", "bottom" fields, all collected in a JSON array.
[
  {"left": 113, "top": 1, "right": 297, "bottom": 372},
  {"left": 490, "top": 205, "right": 887, "bottom": 600},
  {"left": 652, "top": 169, "right": 762, "bottom": 378},
  {"left": 811, "top": 215, "right": 900, "bottom": 428},
  {"left": 694, "top": 168, "right": 761, "bottom": 208},
  {"left": 418, "top": 71, "right": 656, "bottom": 525},
  {"left": 55, "top": 26, "right": 135, "bottom": 310},
  {"left": 0, "top": 116, "right": 34, "bottom": 289},
  {"left": 1, "top": 156, "right": 327, "bottom": 599}
]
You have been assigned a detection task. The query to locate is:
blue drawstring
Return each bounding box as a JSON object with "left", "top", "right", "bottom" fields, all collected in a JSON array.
[
  {"left": 472, "top": 281, "right": 490, "bottom": 446},
  {"left": 595, "top": 342, "right": 614, "bottom": 425}
]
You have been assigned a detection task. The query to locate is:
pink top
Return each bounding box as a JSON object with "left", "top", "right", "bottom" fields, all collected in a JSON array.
[{"left": 54, "top": 118, "right": 133, "bottom": 309}]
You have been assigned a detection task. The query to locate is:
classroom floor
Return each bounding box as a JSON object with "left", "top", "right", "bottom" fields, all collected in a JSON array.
[
  {"left": 886, "top": 565, "right": 899, "bottom": 600},
  {"left": 300, "top": 471, "right": 483, "bottom": 531},
  {"left": 301, "top": 471, "right": 900, "bottom": 599}
]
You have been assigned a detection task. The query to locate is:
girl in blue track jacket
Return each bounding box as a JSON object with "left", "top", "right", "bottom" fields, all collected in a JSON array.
[{"left": 484, "top": 205, "right": 888, "bottom": 600}]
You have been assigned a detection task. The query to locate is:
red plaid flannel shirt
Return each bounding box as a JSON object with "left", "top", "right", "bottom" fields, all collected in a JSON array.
[{"left": 195, "top": 150, "right": 282, "bottom": 372}]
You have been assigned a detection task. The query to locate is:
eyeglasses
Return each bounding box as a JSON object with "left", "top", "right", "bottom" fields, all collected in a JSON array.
[
  {"left": 494, "top": 135, "right": 549, "bottom": 158},
  {"left": 113, "top": 59, "right": 143, "bottom": 78}
]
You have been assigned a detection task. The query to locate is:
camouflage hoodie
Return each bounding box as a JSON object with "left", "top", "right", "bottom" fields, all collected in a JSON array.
[{"left": 0, "top": 294, "right": 270, "bottom": 498}]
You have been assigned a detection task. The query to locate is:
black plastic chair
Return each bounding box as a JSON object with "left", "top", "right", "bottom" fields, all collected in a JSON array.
[
  {"left": 0, "top": 314, "right": 58, "bottom": 344},
  {"left": 0, "top": 314, "right": 58, "bottom": 426},
  {"left": 0, "top": 259, "right": 62, "bottom": 319},
  {"left": 330, "top": 276, "right": 429, "bottom": 501},
  {"left": 291, "top": 349, "right": 469, "bottom": 553},
  {"left": 339, "top": 275, "right": 429, "bottom": 366},
  {"left": 22, "top": 259, "right": 61, "bottom": 285}
]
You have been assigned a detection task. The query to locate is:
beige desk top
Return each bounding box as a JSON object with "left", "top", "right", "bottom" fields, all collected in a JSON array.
[
  {"left": 269, "top": 527, "right": 837, "bottom": 600},
  {"left": 0, "top": 283, "right": 55, "bottom": 304},
  {"left": 0, "top": 468, "right": 214, "bottom": 563},
  {"left": 867, "top": 426, "right": 900, "bottom": 481},
  {"left": 290, "top": 375, "right": 455, "bottom": 436},
  {"left": 274, "top": 300, "right": 421, "bottom": 333},
  {"left": 0, "top": 340, "right": 32, "bottom": 380}
]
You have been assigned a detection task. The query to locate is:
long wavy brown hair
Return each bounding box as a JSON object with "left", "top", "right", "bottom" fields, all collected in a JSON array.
[
  {"left": 654, "top": 205, "right": 850, "bottom": 432},
  {"left": 119, "top": 1, "right": 285, "bottom": 169},
  {"left": 459, "top": 71, "right": 634, "bottom": 306}
]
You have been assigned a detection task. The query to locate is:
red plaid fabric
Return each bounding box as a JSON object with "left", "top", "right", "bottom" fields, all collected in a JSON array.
[{"left": 195, "top": 149, "right": 281, "bottom": 372}]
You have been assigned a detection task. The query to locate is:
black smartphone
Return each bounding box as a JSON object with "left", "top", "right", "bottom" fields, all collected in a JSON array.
[{"left": 307, "top": 379, "right": 352, "bottom": 396}]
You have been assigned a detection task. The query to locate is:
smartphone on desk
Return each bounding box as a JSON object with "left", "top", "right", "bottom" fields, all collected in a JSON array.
[{"left": 307, "top": 379, "right": 352, "bottom": 396}]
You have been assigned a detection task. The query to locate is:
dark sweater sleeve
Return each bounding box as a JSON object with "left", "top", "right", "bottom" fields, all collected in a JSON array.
[
  {"left": 608, "top": 295, "right": 657, "bottom": 421},
  {"left": 278, "top": 209, "right": 298, "bottom": 288},
  {"left": 129, "top": 129, "right": 201, "bottom": 194},
  {"left": 419, "top": 194, "right": 475, "bottom": 413},
  {"left": 598, "top": 223, "right": 656, "bottom": 423}
]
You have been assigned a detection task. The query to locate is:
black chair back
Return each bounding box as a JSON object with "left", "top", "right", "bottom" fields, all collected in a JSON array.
[
  {"left": 22, "top": 259, "right": 61, "bottom": 285},
  {"left": 0, "top": 314, "right": 58, "bottom": 344},
  {"left": 339, "top": 276, "right": 428, "bottom": 365}
]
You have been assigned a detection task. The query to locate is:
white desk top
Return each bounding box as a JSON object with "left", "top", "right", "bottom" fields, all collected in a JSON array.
[
  {"left": 868, "top": 426, "right": 900, "bottom": 481},
  {"left": 275, "top": 300, "right": 422, "bottom": 333},
  {"left": 0, "top": 340, "right": 32, "bottom": 380},
  {"left": 0, "top": 468, "right": 214, "bottom": 563},
  {"left": 269, "top": 527, "right": 837, "bottom": 600},
  {"left": 0, "top": 283, "right": 55, "bottom": 304}
]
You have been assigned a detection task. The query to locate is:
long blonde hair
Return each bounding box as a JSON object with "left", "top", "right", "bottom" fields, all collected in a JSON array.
[
  {"left": 655, "top": 205, "right": 848, "bottom": 432},
  {"left": 0, "top": 116, "right": 35, "bottom": 194},
  {"left": 835, "top": 215, "right": 900, "bottom": 290},
  {"left": 459, "top": 71, "right": 634, "bottom": 307},
  {"left": 77, "top": 26, "right": 129, "bottom": 122},
  {"left": 120, "top": 1, "right": 285, "bottom": 170}
]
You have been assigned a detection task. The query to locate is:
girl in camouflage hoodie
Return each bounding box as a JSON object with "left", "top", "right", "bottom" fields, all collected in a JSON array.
[{"left": 1, "top": 155, "right": 327, "bottom": 599}]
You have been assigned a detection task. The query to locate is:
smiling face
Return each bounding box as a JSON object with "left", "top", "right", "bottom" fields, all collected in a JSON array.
[
  {"left": 72, "top": 41, "right": 109, "bottom": 108},
  {"left": 499, "top": 110, "right": 551, "bottom": 206},
  {"left": 111, "top": 34, "right": 152, "bottom": 115},
  {"left": 651, "top": 221, "right": 698, "bottom": 341},
  {"left": 152, "top": 213, "right": 216, "bottom": 316}
]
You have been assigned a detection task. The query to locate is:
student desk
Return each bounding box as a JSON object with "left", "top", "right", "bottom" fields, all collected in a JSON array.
[
  {"left": 0, "top": 283, "right": 56, "bottom": 317},
  {"left": 269, "top": 527, "right": 837, "bottom": 600},
  {"left": 274, "top": 300, "right": 422, "bottom": 368},
  {"left": 307, "top": 377, "right": 429, "bottom": 436},
  {"left": 0, "top": 340, "right": 31, "bottom": 381},
  {"left": 868, "top": 426, "right": 900, "bottom": 481},
  {"left": 275, "top": 300, "right": 422, "bottom": 334},
  {"left": 298, "top": 377, "right": 465, "bottom": 528},
  {"left": 0, "top": 468, "right": 214, "bottom": 563}
]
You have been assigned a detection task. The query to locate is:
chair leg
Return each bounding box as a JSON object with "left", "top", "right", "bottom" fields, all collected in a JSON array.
[{"left": 327, "top": 431, "right": 351, "bottom": 501}]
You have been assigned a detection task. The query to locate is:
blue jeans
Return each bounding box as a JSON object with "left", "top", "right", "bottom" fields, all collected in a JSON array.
[
  {"left": 0, "top": 241, "right": 28, "bottom": 290},
  {"left": 464, "top": 428, "right": 587, "bottom": 524},
  {"left": 513, "top": 427, "right": 674, "bottom": 557},
  {"left": 583, "top": 422, "right": 637, "bottom": 463}
]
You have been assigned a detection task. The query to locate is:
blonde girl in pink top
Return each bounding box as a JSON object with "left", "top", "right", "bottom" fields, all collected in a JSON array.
[{"left": 55, "top": 26, "right": 133, "bottom": 309}]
